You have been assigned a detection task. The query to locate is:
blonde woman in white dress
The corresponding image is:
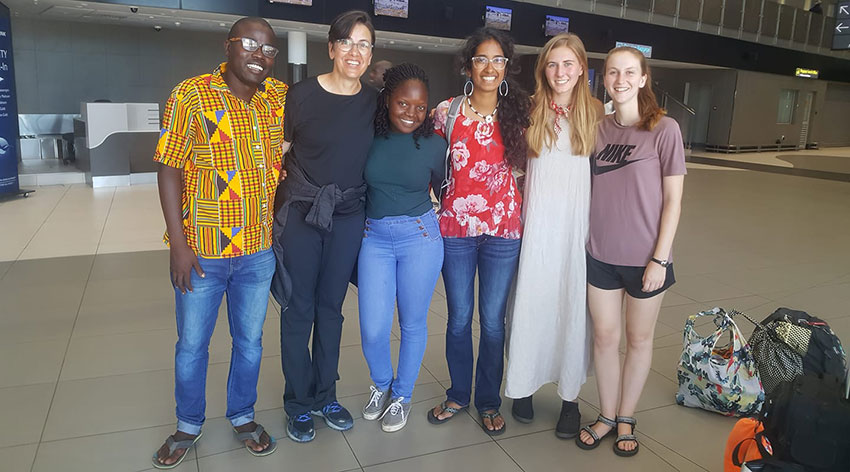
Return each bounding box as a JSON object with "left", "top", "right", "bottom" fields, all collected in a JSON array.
[{"left": 504, "top": 33, "right": 601, "bottom": 439}]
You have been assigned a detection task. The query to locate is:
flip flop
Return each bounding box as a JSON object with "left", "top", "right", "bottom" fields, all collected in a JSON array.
[
  {"left": 234, "top": 423, "right": 277, "bottom": 457},
  {"left": 151, "top": 432, "right": 202, "bottom": 470},
  {"left": 479, "top": 410, "right": 506, "bottom": 436},
  {"left": 427, "top": 401, "right": 468, "bottom": 425}
]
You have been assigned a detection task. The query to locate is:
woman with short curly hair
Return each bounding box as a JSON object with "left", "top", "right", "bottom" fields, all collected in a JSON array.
[{"left": 357, "top": 63, "right": 447, "bottom": 433}]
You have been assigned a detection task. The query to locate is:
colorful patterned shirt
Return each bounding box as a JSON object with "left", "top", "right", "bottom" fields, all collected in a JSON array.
[
  {"left": 433, "top": 97, "right": 522, "bottom": 239},
  {"left": 154, "top": 63, "right": 287, "bottom": 258}
]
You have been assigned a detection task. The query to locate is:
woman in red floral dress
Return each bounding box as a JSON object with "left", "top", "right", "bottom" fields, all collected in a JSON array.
[{"left": 427, "top": 27, "right": 530, "bottom": 436}]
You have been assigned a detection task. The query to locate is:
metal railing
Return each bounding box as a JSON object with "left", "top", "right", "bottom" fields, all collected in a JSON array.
[
  {"left": 519, "top": 0, "right": 848, "bottom": 59},
  {"left": 657, "top": 85, "right": 698, "bottom": 149}
]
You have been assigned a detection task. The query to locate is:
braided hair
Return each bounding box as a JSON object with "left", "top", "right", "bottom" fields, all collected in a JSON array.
[{"left": 374, "top": 63, "right": 435, "bottom": 149}]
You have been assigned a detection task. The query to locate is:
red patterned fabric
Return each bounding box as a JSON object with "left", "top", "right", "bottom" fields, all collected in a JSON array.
[
  {"left": 154, "top": 63, "right": 287, "bottom": 258},
  {"left": 433, "top": 98, "right": 522, "bottom": 239}
]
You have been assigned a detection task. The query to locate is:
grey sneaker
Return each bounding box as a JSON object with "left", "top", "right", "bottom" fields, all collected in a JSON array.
[
  {"left": 381, "top": 397, "right": 410, "bottom": 433},
  {"left": 363, "top": 385, "right": 391, "bottom": 421}
]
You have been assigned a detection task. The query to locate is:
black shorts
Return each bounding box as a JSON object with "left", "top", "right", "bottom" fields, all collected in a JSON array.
[{"left": 586, "top": 252, "right": 675, "bottom": 299}]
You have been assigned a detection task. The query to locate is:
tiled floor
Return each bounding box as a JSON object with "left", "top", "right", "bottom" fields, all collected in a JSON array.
[{"left": 0, "top": 158, "right": 848, "bottom": 472}]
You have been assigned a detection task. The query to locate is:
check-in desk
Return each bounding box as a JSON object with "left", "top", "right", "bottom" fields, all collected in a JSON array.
[
  {"left": 74, "top": 102, "right": 160, "bottom": 187},
  {"left": 19, "top": 114, "right": 78, "bottom": 161}
]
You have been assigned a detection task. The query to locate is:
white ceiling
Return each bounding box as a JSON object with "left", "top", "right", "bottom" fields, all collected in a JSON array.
[{"left": 3, "top": 0, "right": 726, "bottom": 69}]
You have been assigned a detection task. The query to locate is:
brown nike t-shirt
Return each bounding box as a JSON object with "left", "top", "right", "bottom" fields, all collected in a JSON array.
[{"left": 587, "top": 115, "right": 686, "bottom": 267}]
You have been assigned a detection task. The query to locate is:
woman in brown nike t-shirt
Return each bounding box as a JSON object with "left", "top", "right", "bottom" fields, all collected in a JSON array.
[{"left": 576, "top": 47, "right": 686, "bottom": 457}]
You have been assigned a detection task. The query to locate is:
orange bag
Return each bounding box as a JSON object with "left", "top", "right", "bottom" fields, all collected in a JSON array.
[{"left": 724, "top": 418, "right": 769, "bottom": 472}]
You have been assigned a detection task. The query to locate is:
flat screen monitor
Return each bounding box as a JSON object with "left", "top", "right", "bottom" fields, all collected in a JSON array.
[
  {"left": 544, "top": 15, "right": 570, "bottom": 36},
  {"left": 484, "top": 6, "right": 512, "bottom": 31},
  {"left": 374, "top": 0, "right": 408, "bottom": 18},
  {"left": 615, "top": 41, "right": 653, "bottom": 58},
  {"left": 269, "top": 0, "right": 312, "bottom": 5}
]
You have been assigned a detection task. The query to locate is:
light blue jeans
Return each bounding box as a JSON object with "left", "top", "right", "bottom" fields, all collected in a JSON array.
[
  {"left": 173, "top": 248, "right": 275, "bottom": 435},
  {"left": 357, "top": 210, "right": 444, "bottom": 402}
]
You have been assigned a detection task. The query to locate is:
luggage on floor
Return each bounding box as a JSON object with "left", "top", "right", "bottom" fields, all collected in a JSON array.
[
  {"left": 725, "top": 418, "right": 766, "bottom": 472},
  {"left": 740, "top": 458, "right": 806, "bottom": 472},
  {"left": 676, "top": 307, "right": 765, "bottom": 416},
  {"left": 741, "top": 307, "right": 846, "bottom": 395},
  {"left": 757, "top": 373, "right": 850, "bottom": 472}
]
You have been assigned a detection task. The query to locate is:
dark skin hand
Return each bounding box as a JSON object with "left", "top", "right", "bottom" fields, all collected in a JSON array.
[{"left": 157, "top": 164, "right": 205, "bottom": 294}]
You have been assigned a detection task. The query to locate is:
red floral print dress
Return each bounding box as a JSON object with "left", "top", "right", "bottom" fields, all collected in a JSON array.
[{"left": 433, "top": 98, "right": 522, "bottom": 239}]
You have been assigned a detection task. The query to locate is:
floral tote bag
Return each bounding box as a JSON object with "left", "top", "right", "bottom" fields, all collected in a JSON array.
[{"left": 676, "top": 307, "right": 765, "bottom": 416}]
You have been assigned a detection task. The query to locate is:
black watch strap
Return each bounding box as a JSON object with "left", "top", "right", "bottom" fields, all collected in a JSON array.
[{"left": 650, "top": 257, "right": 669, "bottom": 267}]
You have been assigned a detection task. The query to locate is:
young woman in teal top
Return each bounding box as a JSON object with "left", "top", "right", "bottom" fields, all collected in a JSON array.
[{"left": 357, "top": 63, "right": 447, "bottom": 432}]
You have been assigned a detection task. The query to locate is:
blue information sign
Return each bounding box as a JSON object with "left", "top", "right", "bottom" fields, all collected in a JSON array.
[{"left": 0, "top": 6, "right": 20, "bottom": 196}]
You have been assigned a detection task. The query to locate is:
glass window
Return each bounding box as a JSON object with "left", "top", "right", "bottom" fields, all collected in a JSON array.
[{"left": 777, "top": 89, "right": 797, "bottom": 124}]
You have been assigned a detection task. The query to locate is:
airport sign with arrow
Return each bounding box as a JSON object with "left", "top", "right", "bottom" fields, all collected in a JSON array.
[{"left": 834, "top": 2, "right": 850, "bottom": 50}]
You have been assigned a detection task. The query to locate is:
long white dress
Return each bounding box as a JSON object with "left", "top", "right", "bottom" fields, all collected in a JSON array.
[{"left": 504, "top": 120, "right": 592, "bottom": 402}]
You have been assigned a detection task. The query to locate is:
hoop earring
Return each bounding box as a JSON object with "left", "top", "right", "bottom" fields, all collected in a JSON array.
[
  {"left": 463, "top": 79, "right": 474, "bottom": 97},
  {"left": 499, "top": 80, "right": 509, "bottom": 97}
]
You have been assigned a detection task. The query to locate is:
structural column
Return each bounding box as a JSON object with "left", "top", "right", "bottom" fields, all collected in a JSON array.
[{"left": 288, "top": 31, "right": 307, "bottom": 84}]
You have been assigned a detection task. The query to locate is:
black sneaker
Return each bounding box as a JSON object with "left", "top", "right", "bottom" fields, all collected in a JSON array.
[
  {"left": 555, "top": 400, "right": 581, "bottom": 439},
  {"left": 511, "top": 395, "right": 534, "bottom": 424},
  {"left": 287, "top": 413, "right": 315, "bottom": 443},
  {"left": 311, "top": 401, "right": 354, "bottom": 431}
]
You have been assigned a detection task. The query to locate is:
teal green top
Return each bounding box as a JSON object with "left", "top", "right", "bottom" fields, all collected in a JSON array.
[{"left": 364, "top": 131, "right": 447, "bottom": 219}]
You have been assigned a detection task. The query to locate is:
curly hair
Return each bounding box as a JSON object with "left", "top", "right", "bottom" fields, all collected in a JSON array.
[
  {"left": 459, "top": 27, "right": 531, "bottom": 169},
  {"left": 374, "top": 63, "right": 435, "bottom": 149}
]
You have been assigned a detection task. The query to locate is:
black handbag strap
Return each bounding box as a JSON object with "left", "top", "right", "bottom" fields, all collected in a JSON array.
[
  {"left": 733, "top": 437, "right": 756, "bottom": 467},
  {"left": 730, "top": 309, "right": 764, "bottom": 331}
]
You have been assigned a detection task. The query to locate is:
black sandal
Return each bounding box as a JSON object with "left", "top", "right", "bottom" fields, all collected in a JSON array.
[
  {"left": 479, "top": 410, "right": 507, "bottom": 436},
  {"left": 427, "top": 401, "right": 468, "bottom": 425},
  {"left": 575, "top": 414, "right": 616, "bottom": 450},
  {"left": 613, "top": 416, "right": 639, "bottom": 457}
]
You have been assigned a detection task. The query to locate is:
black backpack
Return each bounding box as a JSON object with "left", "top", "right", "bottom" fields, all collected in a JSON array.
[
  {"left": 744, "top": 307, "right": 846, "bottom": 394},
  {"left": 756, "top": 374, "right": 850, "bottom": 471}
]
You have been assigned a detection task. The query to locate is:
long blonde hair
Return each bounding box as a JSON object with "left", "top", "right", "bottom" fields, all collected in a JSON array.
[
  {"left": 604, "top": 46, "right": 666, "bottom": 131},
  {"left": 527, "top": 33, "right": 599, "bottom": 157}
]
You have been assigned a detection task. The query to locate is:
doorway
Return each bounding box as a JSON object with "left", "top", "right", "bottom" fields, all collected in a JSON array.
[
  {"left": 684, "top": 82, "right": 713, "bottom": 147},
  {"left": 798, "top": 91, "right": 815, "bottom": 149}
]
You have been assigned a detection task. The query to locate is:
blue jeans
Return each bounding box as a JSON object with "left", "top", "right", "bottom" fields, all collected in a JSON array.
[
  {"left": 358, "top": 210, "right": 443, "bottom": 402},
  {"left": 442, "top": 235, "right": 521, "bottom": 412},
  {"left": 173, "top": 248, "right": 275, "bottom": 435}
]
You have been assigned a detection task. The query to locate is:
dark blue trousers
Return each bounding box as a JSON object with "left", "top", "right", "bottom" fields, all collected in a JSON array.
[{"left": 279, "top": 204, "right": 365, "bottom": 417}]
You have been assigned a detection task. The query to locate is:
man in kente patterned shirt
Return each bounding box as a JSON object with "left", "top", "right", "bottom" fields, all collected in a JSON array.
[{"left": 151, "top": 17, "right": 286, "bottom": 469}]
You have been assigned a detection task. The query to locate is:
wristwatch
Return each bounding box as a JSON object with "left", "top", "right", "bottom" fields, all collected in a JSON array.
[{"left": 650, "top": 257, "right": 670, "bottom": 267}]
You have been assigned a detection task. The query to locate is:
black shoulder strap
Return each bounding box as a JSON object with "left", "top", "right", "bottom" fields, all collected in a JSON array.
[{"left": 732, "top": 437, "right": 756, "bottom": 467}]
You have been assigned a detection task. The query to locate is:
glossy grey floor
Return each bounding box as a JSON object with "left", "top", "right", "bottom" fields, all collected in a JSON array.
[{"left": 1, "top": 164, "right": 848, "bottom": 472}]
